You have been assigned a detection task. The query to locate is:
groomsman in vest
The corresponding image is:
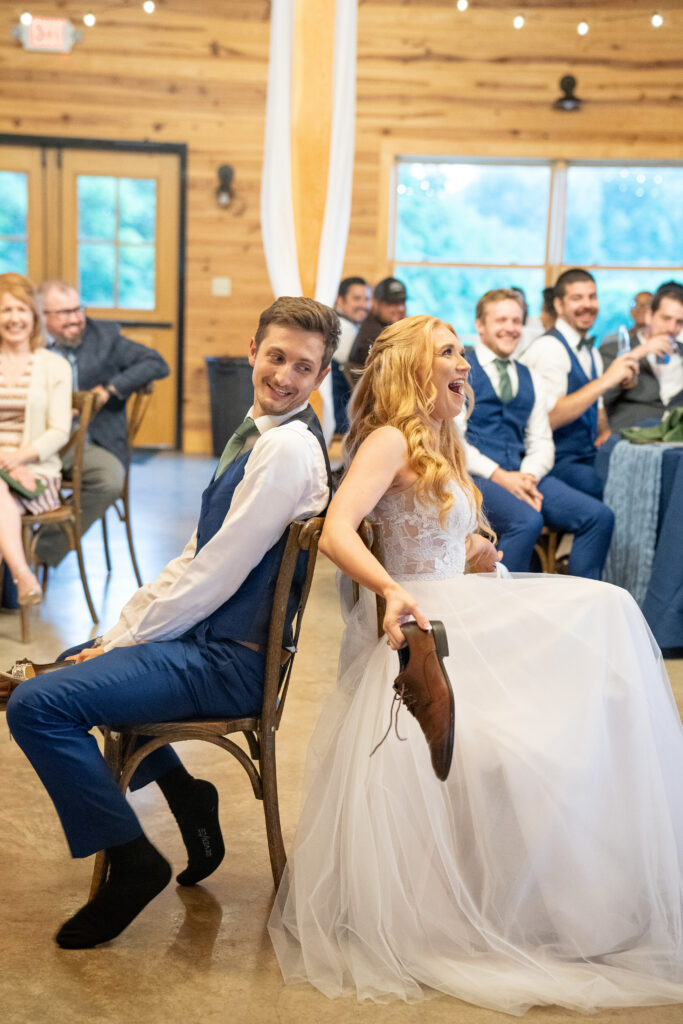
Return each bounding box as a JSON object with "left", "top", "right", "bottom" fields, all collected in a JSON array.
[
  {"left": 522, "top": 269, "right": 638, "bottom": 499},
  {"left": 463, "top": 289, "right": 614, "bottom": 577},
  {"left": 7, "top": 297, "right": 338, "bottom": 950}
]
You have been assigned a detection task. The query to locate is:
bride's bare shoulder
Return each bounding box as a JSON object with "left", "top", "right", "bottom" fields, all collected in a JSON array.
[
  {"left": 356, "top": 425, "right": 408, "bottom": 457},
  {"left": 353, "top": 427, "right": 418, "bottom": 493}
]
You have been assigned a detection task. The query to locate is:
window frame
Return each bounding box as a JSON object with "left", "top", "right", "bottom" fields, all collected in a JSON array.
[{"left": 391, "top": 153, "right": 683, "bottom": 290}]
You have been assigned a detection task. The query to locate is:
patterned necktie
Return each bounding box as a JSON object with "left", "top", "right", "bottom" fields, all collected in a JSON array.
[
  {"left": 577, "top": 335, "right": 595, "bottom": 351},
  {"left": 493, "top": 358, "right": 514, "bottom": 403},
  {"left": 215, "top": 416, "right": 259, "bottom": 478}
]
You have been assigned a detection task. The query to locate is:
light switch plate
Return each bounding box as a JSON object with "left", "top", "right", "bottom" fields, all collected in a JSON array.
[{"left": 212, "top": 277, "right": 232, "bottom": 297}]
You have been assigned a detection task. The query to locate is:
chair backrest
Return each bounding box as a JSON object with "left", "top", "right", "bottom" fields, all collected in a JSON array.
[
  {"left": 356, "top": 517, "right": 386, "bottom": 639},
  {"left": 59, "top": 391, "right": 96, "bottom": 517},
  {"left": 261, "top": 517, "right": 324, "bottom": 734},
  {"left": 126, "top": 382, "right": 155, "bottom": 448}
]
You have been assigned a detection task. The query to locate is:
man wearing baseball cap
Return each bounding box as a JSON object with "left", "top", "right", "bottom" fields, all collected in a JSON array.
[{"left": 348, "top": 276, "right": 408, "bottom": 370}]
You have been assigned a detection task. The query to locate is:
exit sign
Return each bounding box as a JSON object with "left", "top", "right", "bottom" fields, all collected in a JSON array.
[{"left": 13, "top": 17, "right": 82, "bottom": 53}]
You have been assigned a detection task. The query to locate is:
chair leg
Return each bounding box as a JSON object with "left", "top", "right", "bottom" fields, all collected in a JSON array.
[
  {"left": 546, "top": 531, "right": 558, "bottom": 574},
  {"left": 122, "top": 492, "right": 143, "bottom": 588},
  {"left": 260, "top": 732, "right": 286, "bottom": 888},
  {"left": 88, "top": 728, "right": 126, "bottom": 898},
  {"left": 89, "top": 849, "right": 109, "bottom": 900},
  {"left": 19, "top": 604, "right": 29, "bottom": 645},
  {"left": 72, "top": 529, "right": 99, "bottom": 624},
  {"left": 101, "top": 514, "right": 112, "bottom": 574}
]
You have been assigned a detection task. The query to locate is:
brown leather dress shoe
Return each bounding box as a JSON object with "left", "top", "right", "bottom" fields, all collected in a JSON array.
[
  {"left": 394, "top": 620, "right": 454, "bottom": 781},
  {"left": 0, "top": 659, "right": 66, "bottom": 709}
]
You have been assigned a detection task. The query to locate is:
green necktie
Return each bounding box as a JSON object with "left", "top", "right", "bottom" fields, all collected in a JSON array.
[
  {"left": 215, "top": 416, "right": 259, "bottom": 478},
  {"left": 493, "top": 358, "right": 514, "bottom": 403},
  {"left": 577, "top": 335, "right": 595, "bottom": 351}
]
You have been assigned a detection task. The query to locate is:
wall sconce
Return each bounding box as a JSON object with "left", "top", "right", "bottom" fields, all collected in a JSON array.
[
  {"left": 216, "top": 164, "right": 235, "bottom": 208},
  {"left": 554, "top": 75, "right": 582, "bottom": 111}
]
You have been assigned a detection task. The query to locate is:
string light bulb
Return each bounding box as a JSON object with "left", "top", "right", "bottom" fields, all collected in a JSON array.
[
  {"left": 513, "top": 15, "right": 525, "bottom": 30},
  {"left": 651, "top": 13, "right": 663, "bottom": 28},
  {"left": 456, "top": 0, "right": 468, "bottom": 11},
  {"left": 577, "top": 21, "right": 589, "bottom": 36},
  {"left": 83, "top": 12, "right": 96, "bottom": 26},
  {"left": 20, "top": 11, "right": 32, "bottom": 25},
  {"left": 143, "top": 1, "right": 156, "bottom": 12}
]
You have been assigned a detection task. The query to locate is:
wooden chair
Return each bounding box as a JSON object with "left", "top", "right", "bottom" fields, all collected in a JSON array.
[
  {"left": 20, "top": 391, "right": 98, "bottom": 643},
  {"left": 533, "top": 526, "right": 560, "bottom": 573},
  {"left": 100, "top": 382, "right": 155, "bottom": 587},
  {"left": 355, "top": 518, "right": 386, "bottom": 638},
  {"left": 88, "top": 515, "right": 325, "bottom": 899}
]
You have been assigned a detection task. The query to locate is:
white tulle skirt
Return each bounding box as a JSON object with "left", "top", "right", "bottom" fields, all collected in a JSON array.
[{"left": 269, "top": 572, "right": 683, "bottom": 1015}]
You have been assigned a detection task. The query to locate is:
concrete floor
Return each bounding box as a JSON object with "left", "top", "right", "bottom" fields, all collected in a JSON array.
[{"left": 1, "top": 452, "right": 682, "bottom": 1024}]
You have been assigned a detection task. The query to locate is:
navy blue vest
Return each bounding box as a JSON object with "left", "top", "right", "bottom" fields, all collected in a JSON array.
[
  {"left": 187, "top": 405, "right": 331, "bottom": 650},
  {"left": 465, "top": 349, "right": 535, "bottom": 472},
  {"left": 547, "top": 326, "right": 598, "bottom": 461}
]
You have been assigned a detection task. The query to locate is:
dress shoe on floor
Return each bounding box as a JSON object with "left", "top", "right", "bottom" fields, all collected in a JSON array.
[{"left": 394, "top": 620, "right": 454, "bottom": 781}]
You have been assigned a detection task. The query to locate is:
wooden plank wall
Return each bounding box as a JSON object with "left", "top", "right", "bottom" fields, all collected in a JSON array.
[{"left": 0, "top": 0, "right": 681, "bottom": 452}]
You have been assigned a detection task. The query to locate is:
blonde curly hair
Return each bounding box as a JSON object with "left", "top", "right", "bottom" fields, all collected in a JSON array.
[{"left": 343, "top": 314, "right": 485, "bottom": 530}]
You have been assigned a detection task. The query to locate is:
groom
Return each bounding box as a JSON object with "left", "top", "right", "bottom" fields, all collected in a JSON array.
[{"left": 7, "top": 296, "right": 338, "bottom": 949}]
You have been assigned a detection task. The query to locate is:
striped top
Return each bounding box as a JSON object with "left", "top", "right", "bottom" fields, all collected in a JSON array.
[{"left": 0, "top": 353, "right": 34, "bottom": 453}]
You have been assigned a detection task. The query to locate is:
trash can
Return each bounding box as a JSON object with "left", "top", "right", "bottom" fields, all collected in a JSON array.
[{"left": 205, "top": 356, "right": 254, "bottom": 457}]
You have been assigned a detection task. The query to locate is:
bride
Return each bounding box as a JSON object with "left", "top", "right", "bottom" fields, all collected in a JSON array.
[{"left": 269, "top": 315, "right": 683, "bottom": 1015}]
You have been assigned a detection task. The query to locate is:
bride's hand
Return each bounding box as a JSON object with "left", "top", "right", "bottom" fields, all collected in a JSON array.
[
  {"left": 382, "top": 583, "right": 430, "bottom": 650},
  {"left": 466, "top": 533, "right": 503, "bottom": 573}
]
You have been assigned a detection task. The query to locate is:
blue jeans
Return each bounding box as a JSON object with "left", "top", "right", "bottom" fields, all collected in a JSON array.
[{"left": 7, "top": 636, "right": 264, "bottom": 858}]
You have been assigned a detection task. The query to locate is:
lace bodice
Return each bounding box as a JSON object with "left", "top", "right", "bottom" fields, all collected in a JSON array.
[{"left": 372, "top": 483, "right": 474, "bottom": 581}]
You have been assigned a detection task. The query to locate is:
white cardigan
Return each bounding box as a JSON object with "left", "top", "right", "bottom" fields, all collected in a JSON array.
[{"left": 19, "top": 348, "right": 72, "bottom": 478}]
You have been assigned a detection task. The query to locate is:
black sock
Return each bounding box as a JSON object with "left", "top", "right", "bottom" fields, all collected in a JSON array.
[
  {"left": 157, "top": 766, "right": 225, "bottom": 886},
  {"left": 56, "top": 835, "right": 171, "bottom": 949}
]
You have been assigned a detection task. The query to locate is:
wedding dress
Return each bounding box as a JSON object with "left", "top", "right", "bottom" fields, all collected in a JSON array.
[{"left": 269, "top": 483, "right": 683, "bottom": 1015}]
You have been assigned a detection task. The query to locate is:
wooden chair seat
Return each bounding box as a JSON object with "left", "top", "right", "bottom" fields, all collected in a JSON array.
[{"left": 89, "top": 515, "right": 324, "bottom": 899}]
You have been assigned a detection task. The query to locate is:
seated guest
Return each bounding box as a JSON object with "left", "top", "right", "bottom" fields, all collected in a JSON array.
[
  {"left": 522, "top": 268, "right": 638, "bottom": 499},
  {"left": 332, "top": 276, "right": 372, "bottom": 432},
  {"left": 630, "top": 289, "right": 654, "bottom": 336},
  {"left": 540, "top": 286, "right": 557, "bottom": 332},
  {"left": 510, "top": 284, "right": 544, "bottom": 358},
  {"left": 7, "top": 296, "right": 338, "bottom": 949},
  {"left": 34, "top": 280, "right": 170, "bottom": 567},
  {"left": 347, "top": 276, "right": 407, "bottom": 371},
  {"left": 601, "top": 282, "right": 683, "bottom": 430},
  {"left": 0, "top": 273, "right": 71, "bottom": 605},
  {"left": 462, "top": 289, "right": 613, "bottom": 578}
]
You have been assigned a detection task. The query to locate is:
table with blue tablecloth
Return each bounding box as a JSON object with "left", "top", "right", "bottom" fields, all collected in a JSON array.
[{"left": 597, "top": 439, "right": 683, "bottom": 652}]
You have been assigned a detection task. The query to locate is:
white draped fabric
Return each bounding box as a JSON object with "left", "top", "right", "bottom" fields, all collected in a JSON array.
[
  {"left": 261, "top": 0, "right": 301, "bottom": 298},
  {"left": 261, "top": 0, "right": 358, "bottom": 442}
]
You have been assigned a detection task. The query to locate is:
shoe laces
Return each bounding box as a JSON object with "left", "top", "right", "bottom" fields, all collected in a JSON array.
[{"left": 370, "top": 682, "right": 408, "bottom": 758}]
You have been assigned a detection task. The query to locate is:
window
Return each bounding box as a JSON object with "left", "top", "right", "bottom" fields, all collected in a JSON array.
[
  {"left": 0, "top": 171, "right": 29, "bottom": 274},
  {"left": 77, "top": 175, "right": 156, "bottom": 309},
  {"left": 393, "top": 159, "right": 683, "bottom": 340}
]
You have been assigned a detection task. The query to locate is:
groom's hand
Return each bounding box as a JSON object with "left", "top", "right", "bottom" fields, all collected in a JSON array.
[{"left": 69, "top": 647, "right": 105, "bottom": 664}]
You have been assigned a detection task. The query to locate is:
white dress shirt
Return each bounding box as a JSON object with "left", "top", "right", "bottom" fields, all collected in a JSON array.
[
  {"left": 635, "top": 328, "right": 683, "bottom": 407},
  {"left": 521, "top": 317, "right": 605, "bottom": 411},
  {"left": 101, "top": 402, "right": 329, "bottom": 651},
  {"left": 461, "top": 342, "right": 555, "bottom": 481},
  {"left": 333, "top": 315, "right": 359, "bottom": 365}
]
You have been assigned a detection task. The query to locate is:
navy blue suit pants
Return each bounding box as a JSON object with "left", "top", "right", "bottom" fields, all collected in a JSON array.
[
  {"left": 473, "top": 474, "right": 614, "bottom": 578},
  {"left": 550, "top": 453, "right": 604, "bottom": 500},
  {"left": 7, "top": 636, "right": 264, "bottom": 858}
]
